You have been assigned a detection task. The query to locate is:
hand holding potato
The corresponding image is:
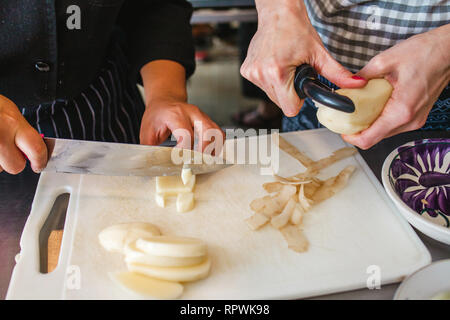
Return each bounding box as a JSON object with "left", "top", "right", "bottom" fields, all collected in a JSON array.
[
  {"left": 0, "top": 95, "right": 47, "bottom": 174},
  {"left": 342, "top": 24, "right": 450, "bottom": 149},
  {"left": 240, "top": 0, "right": 366, "bottom": 117}
]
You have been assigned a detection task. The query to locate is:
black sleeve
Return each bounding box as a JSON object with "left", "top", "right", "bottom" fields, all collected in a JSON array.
[{"left": 117, "top": 0, "right": 195, "bottom": 82}]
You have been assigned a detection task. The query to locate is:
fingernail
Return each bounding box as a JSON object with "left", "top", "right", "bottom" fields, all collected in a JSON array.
[
  {"left": 40, "top": 134, "right": 44, "bottom": 138},
  {"left": 32, "top": 167, "right": 43, "bottom": 174},
  {"left": 352, "top": 75, "right": 366, "bottom": 81}
]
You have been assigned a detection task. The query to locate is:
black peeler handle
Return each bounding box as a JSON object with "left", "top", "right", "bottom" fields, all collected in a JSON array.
[{"left": 293, "top": 64, "right": 355, "bottom": 113}]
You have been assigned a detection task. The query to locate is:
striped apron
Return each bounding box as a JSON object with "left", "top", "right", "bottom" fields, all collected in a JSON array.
[{"left": 21, "top": 41, "right": 145, "bottom": 144}]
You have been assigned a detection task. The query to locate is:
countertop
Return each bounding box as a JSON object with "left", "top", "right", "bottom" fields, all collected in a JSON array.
[{"left": 0, "top": 130, "right": 449, "bottom": 300}]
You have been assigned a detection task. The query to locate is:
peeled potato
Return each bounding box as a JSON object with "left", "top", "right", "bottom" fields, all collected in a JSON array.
[
  {"left": 176, "top": 192, "right": 194, "bottom": 213},
  {"left": 124, "top": 241, "right": 205, "bottom": 267},
  {"left": 181, "top": 168, "right": 194, "bottom": 185},
  {"left": 155, "top": 193, "right": 165, "bottom": 208},
  {"left": 136, "top": 236, "right": 207, "bottom": 258},
  {"left": 156, "top": 175, "right": 195, "bottom": 196},
  {"left": 109, "top": 271, "right": 183, "bottom": 299},
  {"left": 127, "top": 257, "right": 211, "bottom": 282},
  {"left": 98, "top": 222, "right": 161, "bottom": 253},
  {"left": 316, "top": 79, "right": 393, "bottom": 135}
]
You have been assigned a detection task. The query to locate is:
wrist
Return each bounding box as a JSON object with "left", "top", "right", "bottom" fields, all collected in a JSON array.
[
  {"left": 146, "top": 90, "right": 187, "bottom": 108},
  {"left": 256, "top": 0, "right": 306, "bottom": 23},
  {"left": 428, "top": 24, "right": 450, "bottom": 82}
]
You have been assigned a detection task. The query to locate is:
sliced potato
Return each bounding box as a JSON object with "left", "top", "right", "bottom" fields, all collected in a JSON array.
[
  {"left": 98, "top": 223, "right": 161, "bottom": 253},
  {"left": 136, "top": 236, "right": 207, "bottom": 258},
  {"left": 181, "top": 168, "right": 194, "bottom": 185},
  {"left": 280, "top": 225, "right": 309, "bottom": 253},
  {"left": 127, "top": 256, "right": 211, "bottom": 282},
  {"left": 155, "top": 193, "right": 165, "bottom": 208},
  {"left": 109, "top": 271, "right": 183, "bottom": 299},
  {"left": 156, "top": 175, "right": 195, "bottom": 196},
  {"left": 245, "top": 212, "right": 269, "bottom": 230},
  {"left": 176, "top": 192, "right": 194, "bottom": 213},
  {"left": 271, "top": 197, "right": 296, "bottom": 229},
  {"left": 124, "top": 241, "right": 205, "bottom": 267}
]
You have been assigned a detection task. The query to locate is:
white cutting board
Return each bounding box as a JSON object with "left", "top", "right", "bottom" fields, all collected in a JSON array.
[{"left": 7, "top": 129, "right": 430, "bottom": 299}]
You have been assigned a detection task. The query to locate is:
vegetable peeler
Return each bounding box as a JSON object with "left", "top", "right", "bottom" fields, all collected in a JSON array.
[{"left": 293, "top": 64, "right": 355, "bottom": 113}]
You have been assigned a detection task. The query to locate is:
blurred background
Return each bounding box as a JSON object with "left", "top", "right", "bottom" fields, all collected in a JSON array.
[{"left": 185, "top": 1, "right": 283, "bottom": 130}]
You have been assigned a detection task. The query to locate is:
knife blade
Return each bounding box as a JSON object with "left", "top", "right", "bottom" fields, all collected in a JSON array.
[{"left": 43, "top": 138, "right": 231, "bottom": 177}]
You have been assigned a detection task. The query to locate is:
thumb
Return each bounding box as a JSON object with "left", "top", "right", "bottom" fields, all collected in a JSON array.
[
  {"left": 315, "top": 50, "right": 367, "bottom": 88},
  {"left": 357, "top": 54, "right": 392, "bottom": 80}
]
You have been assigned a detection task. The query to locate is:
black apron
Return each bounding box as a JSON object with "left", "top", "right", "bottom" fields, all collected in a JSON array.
[{"left": 21, "top": 41, "right": 145, "bottom": 144}]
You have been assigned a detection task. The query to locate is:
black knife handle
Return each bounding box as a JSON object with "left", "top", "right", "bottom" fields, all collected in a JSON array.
[{"left": 294, "top": 64, "right": 355, "bottom": 113}]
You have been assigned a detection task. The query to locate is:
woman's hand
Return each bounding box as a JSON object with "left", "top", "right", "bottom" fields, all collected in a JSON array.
[
  {"left": 0, "top": 95, "right": 47, "bottom": 174},
  {"left": 139, "top": 60, "right": 223, "bottom": 152},
  {"left": 140, "top": 97, "right": 223, "bottom": 151},
  {"left": 240, "top": 0, "right": 366, "bottom": 116},
  {"left": 343, "top": 24, "right": 450, "bottom": 149}
]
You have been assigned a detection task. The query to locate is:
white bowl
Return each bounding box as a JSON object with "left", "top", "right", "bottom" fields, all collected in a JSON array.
[
  {"left": 394, "top": 259, "right": 450, "bottom": 300},
  {"left": 381, "top": 138, "right": 450, "bottom": 245}
]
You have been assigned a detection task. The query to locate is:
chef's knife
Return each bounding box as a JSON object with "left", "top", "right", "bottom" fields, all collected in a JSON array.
[
  {"left": 293, "top": 64, "right": 355, "bottom": 113},
  {"left": 43, "top": 138, "right": 230, "bottom": 177}
]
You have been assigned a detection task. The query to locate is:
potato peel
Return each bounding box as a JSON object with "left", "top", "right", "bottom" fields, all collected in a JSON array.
[
  {"left": 247, "top": 138, "right": 357, "bottom": 253},
  {"left": 245, "top": 212, "right": 269, "bottom": 230},
  {"left": 280, "top": 225, "right": 309, "bottom": 253},
  {"left": 312, "top": 165, "right": 356, "bottom": 204},
  {"left": 271, "top": 197, "right": 296, "bottom": 229},
  {"left": 273, "top": 133, "right": 315, "bottom": 168}
]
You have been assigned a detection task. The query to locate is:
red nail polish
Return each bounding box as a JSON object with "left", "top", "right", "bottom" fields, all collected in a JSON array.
[
  {"left": 352, "top": 75, "right": 365, "bottom": 81},
  {"left": 40, "top": 134, "right": 44, "bottom": 138}
]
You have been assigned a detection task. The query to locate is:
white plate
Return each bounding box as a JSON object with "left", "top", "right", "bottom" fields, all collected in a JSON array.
[
  {"left": 394, "top": 259, "right": 450, "bottom": 300},
  {"left": 381, "top": 138, "right": 450, "bottom": 245}
]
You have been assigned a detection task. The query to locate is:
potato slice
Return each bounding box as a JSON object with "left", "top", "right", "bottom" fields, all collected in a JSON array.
[
  {"left": 312, "top": 165, "right": 356, "bottom": 203},
  {"left": 109, "top": 271, "right": 183, "bottom": 299},
  {"left": 156, "top": 175, "right": 195, "bottom": 196},
  {"left": 181, "top": 168, "right": 194, "bottom": 185},
  {"left": 245, "top": 212, "right": 269, "bottom": 230},
  {"left": 98, "top": 223, "right": 161, "bottom": 253},
  {"left": 127, "top": 256, "right": 211, "bottom": 282},
  {"left": 317, "top": 79, "right": 393, "bottom": 135},
  {"left": 280, "top": 225, "right": 309, "bottom": 253},
  {"left": 124, "top": 241, "right": 205, "bottom": 267},
  {"left": 176, "top": 192, "right": 194, "bottom": 213},
  {"left": 155, "top": 193, "right": 165, "bottom": 208},
  {"left": 271, "top": 197, "right": 296, "bottom": 229},
  {"left": 136, "top": 236, "right": 207, "bottom": 258}
]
